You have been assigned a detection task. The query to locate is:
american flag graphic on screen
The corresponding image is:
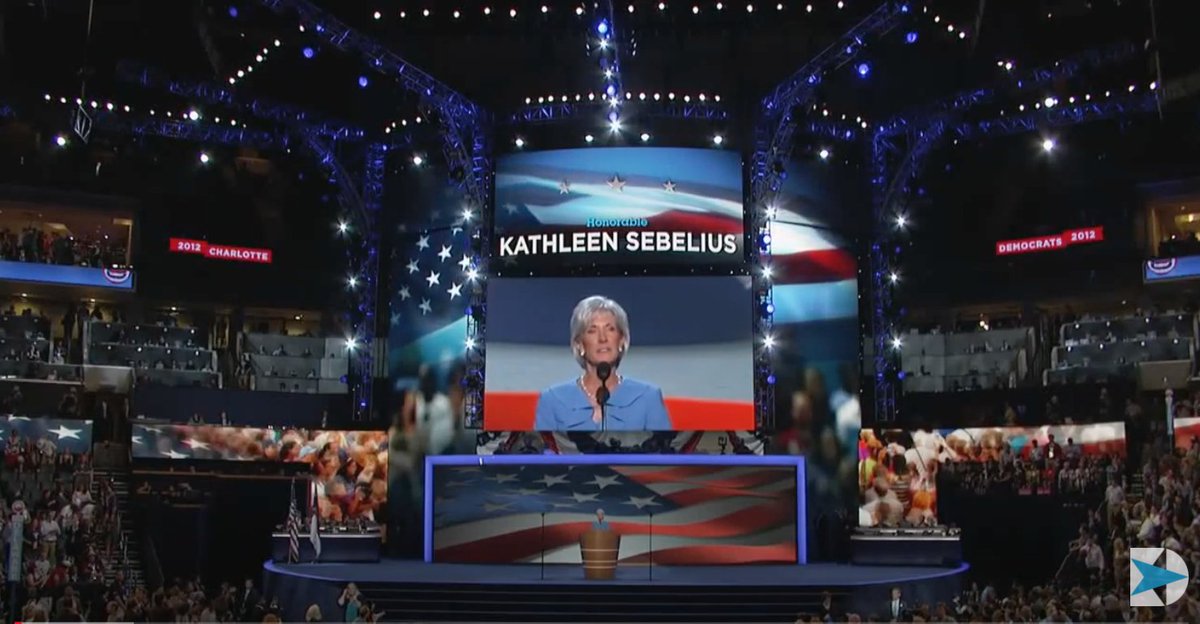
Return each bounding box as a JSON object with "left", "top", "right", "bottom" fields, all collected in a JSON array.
[{"left": 432, "top": 464, "right": 797, "bottom": 564}]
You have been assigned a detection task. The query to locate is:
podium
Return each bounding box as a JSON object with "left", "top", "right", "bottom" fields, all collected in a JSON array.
[{"left": 579, "top": 529, "right": 620, "bottom": 580}]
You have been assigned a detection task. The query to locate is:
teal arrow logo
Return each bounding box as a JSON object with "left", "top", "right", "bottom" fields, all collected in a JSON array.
[{"left": 1132, "top": 558, "right": 1188, "bottom": 596}]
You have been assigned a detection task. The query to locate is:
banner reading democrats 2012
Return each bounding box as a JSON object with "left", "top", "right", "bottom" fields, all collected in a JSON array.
[{"left": 494, "top": 147, "right": 745, "bottom": 271}]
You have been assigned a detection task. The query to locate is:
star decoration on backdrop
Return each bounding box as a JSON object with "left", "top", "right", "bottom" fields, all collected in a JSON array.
[
  {"left": 663, "top": 180, "right": 677, "bottom": 192},
  {"left": 437, "top": 245, "right": 453, "bottom": 261},
  {"left": 390, "top": 311, "right": 402, "bottom": 326},
  {"left": 535, "top": 473, "right": 571, "bottom": 487},
  {"left": 399, "top": 286, "right": 411, "bottom": 300},
  {"left": 457, "top": 255, "right": 473, "bottom": 271},
  {"left": 486, "top": 473, "right": 519, "bottom": 484},
  {"left": 426, "top": 271, "right": 441, "bottom": 287},
  {"left": 130, "top": 435, "right": 142, "bottom": 446},
  {"left": 607, "top": 175, "right": 626, "bottom": 191},
  {"left": 623, "top": 495, "right": 662, "bottom": 509},
  {"left": 559, "top": 180, "right": 571, "bottom": 194},
  {"left": 182, "top": 438, "right": 210, "bottom": 450},
  {"left": 50, "top": 425, "right": 82, "bottom": 440},
  {"left": 406, "top": 260, "right": 420, "bottom": 274},
  {"left": 447, "top": 283, "right": 463, "bottom": 300},
  {"left": 418, "top": 299, "right": 432, "bottom": 315},
  {"left": 416, "top": 235, "right": 430, "bottom": 250},
  {"left": 585, "top": 474, "right": 621, "bottom": 489},
  {"left": 571, "top": 492, "right": 600, "bottom": 503},
  {"left": 502, "top": 203, "right": 519, "bottom": 214},
  {"left": 162, "top": 450, "right": 187, "bottom": 459}
]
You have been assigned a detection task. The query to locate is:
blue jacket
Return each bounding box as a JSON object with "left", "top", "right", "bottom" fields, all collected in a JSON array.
[{"left": 533, "top": 377, "right": 672, "bottom": 431}]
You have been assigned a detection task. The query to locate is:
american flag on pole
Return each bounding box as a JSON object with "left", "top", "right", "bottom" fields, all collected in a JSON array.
[
  {"left": 432, "top": 464, "right": 797, "bottom": 564},
  {"left": 286, "top": 480, "right": 301, "bottom": 564}
]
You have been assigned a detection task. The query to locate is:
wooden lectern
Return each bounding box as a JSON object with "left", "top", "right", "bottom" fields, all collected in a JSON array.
[{"left": 579, "top": 529, "right": 620, "bottom": 580}]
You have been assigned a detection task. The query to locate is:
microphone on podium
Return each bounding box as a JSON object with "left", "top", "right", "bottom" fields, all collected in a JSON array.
[{"left": 596, "top": 363, "right": 612, "bottom": 431}]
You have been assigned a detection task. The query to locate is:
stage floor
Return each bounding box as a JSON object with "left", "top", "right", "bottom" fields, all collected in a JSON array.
[
  {"left": 264, "top": 558, "right": 969, "bottom": 586},
  {"left": 263, "top": 558, "right": 970, "bottom": 622}
]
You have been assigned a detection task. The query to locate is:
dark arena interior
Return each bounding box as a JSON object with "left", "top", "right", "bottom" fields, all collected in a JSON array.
[{"left": 2, "top": 0, "right": 1200, "bottom": 622}]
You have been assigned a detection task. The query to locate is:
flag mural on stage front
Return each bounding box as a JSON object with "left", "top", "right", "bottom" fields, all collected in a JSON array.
[{"left": 286, "top": 479, "right": 301, "bottom": 564}]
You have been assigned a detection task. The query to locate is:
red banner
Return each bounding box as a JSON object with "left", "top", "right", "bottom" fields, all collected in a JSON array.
[
  {"left": 995, "top": 226, "right": 1104, "bottom": 256},
  {"left": 169, "top": 238, "right": 273, "bottom": 264}
]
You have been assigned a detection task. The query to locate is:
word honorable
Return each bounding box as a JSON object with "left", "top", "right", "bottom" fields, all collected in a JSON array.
[
  {"left": 995, "top": 226, "right": 1104, "bottom": 256},
  {"left": 498, "top": 231, "right": 739, "bottom": 257},
  {"left": 169, "top": 238, "right": 273, "bottom": 264}
]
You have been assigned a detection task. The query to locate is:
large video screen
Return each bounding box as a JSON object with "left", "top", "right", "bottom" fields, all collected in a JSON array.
[
  {"left": 131, "top": 424, "right": 388, "bottom": 522},
  {"left": 483, "top": 275, "right": 755, "bottom": 431},
  {"left": 494, "top": 148, "right": 744, "bottom": 270}
]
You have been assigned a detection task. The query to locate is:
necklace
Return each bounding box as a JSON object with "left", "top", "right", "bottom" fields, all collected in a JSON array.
[{"left": 577, "top": 374, "right": 621, "bottom": 400}]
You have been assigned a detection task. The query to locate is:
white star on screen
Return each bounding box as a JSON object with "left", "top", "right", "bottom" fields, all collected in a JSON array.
[
  {"left": 136, "top": 425, "right": 163, "bottom": 433},
  {"left": 8, "top": 416, "right": 31, "bottom": 421},
  {"left": 49, "top": 425, "right": 82, "bottom": 440},
  {"left": 571, "top": 492, "right": 600, "bottom": 503},
  {"left": 419, "top": 299, "right": 433, "bottom": 315},
  {"left": 130, "top": 435, "right": 142, "bottom": 445},
  {"left": 458, "top": 255, "right": 473, "bottom": 271},
  {"left": 182, "top": 439, "right": 210, "bottom": 450},
  {"left": 399, "top": 286, "right": 411, "bottom": 300},
  {"left": 584, "top": 475, "right": 621, "bottom": 489},
  {"left": 162, "top": 450, "right": 188, "bottom": 459},
  {"left": 623, "top": 495, "right": 662, "bottom": 509},
  {"left": 559, "top": 180, "right": 571, "bottom": 194},
  {"left": 503, "top": 203, "right": 518, "bottom": 214},
  {"left": 607, "top": 175, "right": 626, "bottom": 191},
  {"left": 447, "top": 283, "right": 463, "bottom": 300},
  {"left": 416, "top": 235, "right": 430, "bottom": 250},
  {"left": 551, "top": 502, "right": 578, "bottom": 509},
  {"left": 534, "top": 473, "right": 570, "bottom": 487},
  {"left": 451, "top": 226, "right": 463, "bottom": 235},
  {"left": 406, "top": 260, "right": 420, "bottom": 274},
  {"left": 486, "top": 473, "right": 519, "bottom": 484},
  {"left": 483, "top": 502, "right": 514, "bottom": 513},
  {"left": 390, "top": 312, "right": 402, "bottom": 326},
  {"left": 438, "top": 245, "right": 453, "bottom": 261},
  {"left": 426, "top": 271, "right": 441, "bottom": 287},
  {"left": 663, "top": 180, "right": 677, "bottom": 192}
]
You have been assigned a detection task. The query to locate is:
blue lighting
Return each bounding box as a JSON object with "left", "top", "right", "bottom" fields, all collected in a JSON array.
[
  {"left": 302, "top": 47, "right": 315, "bottom": 59},
  {"left": 597, "top": 20, "right": 609, "bottom": 35},
  {"left": 857, "top": 62, "right": 871, "bottom": 78},
  {"left": 761, "top": 233, "right": 772, "bottom": 247},
  {"left": 765, "top": 303, "right": 775, "bottom": 315},
  {"left": 905, "top": 31, "right": 918, "bottom": 44},
  {"left": 608, "top": 111, "right": 619, "bottom": 123},
  {"left": 807, "top": 74, "right": 819, "bottom": 85},
  {"left": 766, "top": 374, "right": 776, "bottom": 385},
  {"left": 606, "top": 84, "right": 616, "bottom": 96},
  {"left": 900, "top": 3, "right": 910, "bottom": 12},
  {"left": 228, "top": 6, "right": 238, "bottom": 18},
  {"left": 358, "top": 76, "right": 369, "bottom": 88}
]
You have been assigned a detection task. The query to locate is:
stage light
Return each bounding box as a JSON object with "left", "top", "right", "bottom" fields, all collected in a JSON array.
[
  {"left": 763, "top": 334, "right": 776, "bottom": 349},
  {"left": 713, "top": 134, "right": 724, "bottom": 145},
  {"left": 347, "top": 276, "right": 359, "bottom": 289},
  {"left": 856, "top": 62, "right": 871, "bottom": 78},
  {"left": 514, "top": 137, "right": 525, "bottom": 148},
  {"left": 761, "top": 265, "right": 773, "bottom": 279},
  {"left": 609, "top": 119, "right": 622, "bottom": 132},
  {"left": 585, "top": 134, "right": 594, "bottom": 143},
  {"left": 889, "top": 271, "right": 899, "bottom": 283},
  {"left": 766, "top": 374, "right": 776, "bottom": 385},
  {"left": 895, "top": 214, "right": 908, "bottom": 228},
  {"left": 715, "top": 2, "right": 723, "bottom": 10},
  {"left": 541, "top": 5, "right": 548, "bottom": 13},
  {"left": 905, "top": 31, "right": 918, "bottom": 43},
  {"left": 462, "top": 207, "right": 474, "bottom": 221},
  {"left": 837, "top": 0, "right": 844, "bottom": 7},
  {"left": 373, "top": 10, "right": 381, "bottom": 19},
  {"left": 818, "top": 148, "right": 831, "bottom": 160},
  {"left": 466, "top": 337, "right": 477, "bottom": 350},
  {"left": 345, "top": 337, "right": 359, "bottom": 351},
  {"left": 454, "top": 10, "right": 461, "bottom": 18},
  {"left": 358, "top": 76, "right": 369, "bottom": 88},
  {"left": 765, "top": 303, "right": 775, "bottom": 314},
  {"left": 229, "top": 6, "right": 239, "bottom": 18},
  {"left": 597, "top": 19, "right": 609, "bottom": 34},
  {"left": 605, "top": 84, "right": 616, "bottom": 97},
  {"left": 1043, "top": 97, "right": 1057, "bottom": 108},
  {"left": 412, "top": 155, "right": 424, "bottom": 166},
  {"left": 509, "top": 8, "right": 517, "bottom": 18},
  {"left": 302, "top": 47, "right": 315, "bottom": 59},
  {"left": 746, "top": 4, "right": 753, "bottom": 12},
  {"left": 1042, "top": 138, "right": 1056, "bottom": 153},
  {"left": 576, "top": 7, "right": 584, "bottom": 15},
  {"left": 337, "top": 221, "right": 349, "bottom": 234},
  {"left": 761, "top": 233, "right": 772, "bottom": 247},
  {"left": 640, "top": 133, "right": 650, "bottom": 142},
  {"left": 693, "top": 5, "right": 699, "bottom": 13},
  {"left": 55, "top": 135, "right": 67, "bottom": 147},
  {"left": 890, "top": 336, "right": 903, "bottom": 350},
  {"left": 188, "top": 110, "right": 200, "bottom": 121},
  {"left": 273, "top": 39, "right": 281, "bottom": 47},
  {"left": 1003, "top": 60, "right": 1014, "bottom": 71},
  {"left": 484, "top": 7, "right": 492, "bottom": 15},
  {"left": 466, "top": 268, "right": 479, "bottom": 281},
  {"left": 199, "top": 152, "right": 211, "bottom": 164},
  {"left": 805, "top": 3, "right": 812, "bottom": 11},
  {"left": 659, "top": 2, "right": 666, "bottom": 9}
]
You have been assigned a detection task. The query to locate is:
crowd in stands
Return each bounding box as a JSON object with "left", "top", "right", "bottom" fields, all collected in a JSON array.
[{"left": 0, "top": 227, "right": 128, "bottom": 269}]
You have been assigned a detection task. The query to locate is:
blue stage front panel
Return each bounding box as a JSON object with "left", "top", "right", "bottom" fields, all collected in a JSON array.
[{"left": 425, "top": 454, "right": 806, "bottom": 565}]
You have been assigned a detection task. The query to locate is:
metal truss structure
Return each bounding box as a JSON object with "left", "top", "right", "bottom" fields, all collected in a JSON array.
[
  {"left": 98, "top": 113, "right": 291, "bottom": 149},
  {"left": 115, "top": 62, "right": 366, "bottom": 140},
  {"left": 509, "top": 99, "right": 728, "bottom": 125},
  {"left": 256, "top": 0, "right": 491, "bottom": 423}
]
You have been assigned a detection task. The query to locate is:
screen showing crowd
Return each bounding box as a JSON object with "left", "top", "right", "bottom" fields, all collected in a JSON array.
[
  {"left": 483, "top": 275, "right": 755, "bottom": 431},
  {"left": 131, "top": 424, "right": 388, "bottom": 522},
  {"left": 858, "top": 423, "right": 1126, "bottom": 528},
  {"left": 493, "top": 147, "right": 744, "bottom": 271}
]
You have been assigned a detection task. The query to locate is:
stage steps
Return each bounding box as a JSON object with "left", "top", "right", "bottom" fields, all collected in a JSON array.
[{"left": 356, "top": 582, "right": 842, "bottom": 622}]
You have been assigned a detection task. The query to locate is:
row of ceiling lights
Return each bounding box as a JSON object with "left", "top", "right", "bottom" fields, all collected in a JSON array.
[{"left": 371, "top": 1, "right": 848, "bottom": 21}]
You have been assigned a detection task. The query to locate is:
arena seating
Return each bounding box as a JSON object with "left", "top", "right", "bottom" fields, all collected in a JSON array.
[
  {"left": 84, "top": 320, "right": 219, "bottom": 389},
  {"left": 240, "top": 332, "right": 348, "bottom": 394},
  {"left": 900, "top": 327, "right": 1035, "bottom": 392},
  {"left": 1046, "top": 312, "right": 1195, "bottom": 386}
]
